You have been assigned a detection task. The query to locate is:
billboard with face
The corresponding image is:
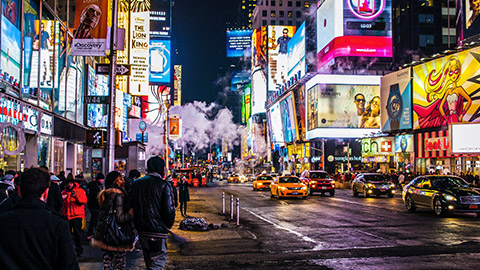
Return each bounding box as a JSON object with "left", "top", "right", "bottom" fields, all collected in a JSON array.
[
  {"left": 227, "top": 29, "right": 253, "bottom": 58},
  {"left": 380, "top": 68, "right": 412, "bottom": 131},
  {"left": 412, "top": 47, "right": 480, "bottom": 129},
  {"left": 279, "top": 93, "right": 298, "bottom": 143},
  {"left": 287, "top": 22, "right": 306, "bottom": 81},
  {"left": 149, "top": 39, "right": 171, "bottom": 83},
  {"left": 268, "top": 25, "right": 296, "bottom": 92},
  {"left": 465, "top": 0, "right": 480, "bottom": 39}
]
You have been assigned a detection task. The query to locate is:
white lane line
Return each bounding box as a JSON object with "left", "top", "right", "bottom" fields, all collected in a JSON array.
[
  {"left": 246, "top": 230, "right": 257, "bottom": 240},
  {"left": 242, "top": 207, "right": 324, "bottom": 250}
]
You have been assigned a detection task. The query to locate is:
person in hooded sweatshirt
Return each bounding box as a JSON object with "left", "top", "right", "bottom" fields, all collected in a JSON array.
[
  {"left": 61, "top": 178, "right": 87, "bottom": 257},
  {"left": 127, "top": 156, "right": 176, "bottom": 270}
]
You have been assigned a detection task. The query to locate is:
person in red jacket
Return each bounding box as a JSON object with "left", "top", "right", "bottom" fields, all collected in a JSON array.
[{"left": 62, "top": 179, "right": 87, "bottom": 257}]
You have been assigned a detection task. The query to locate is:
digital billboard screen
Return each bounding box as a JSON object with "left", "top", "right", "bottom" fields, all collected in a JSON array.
[
  {"left": 380, "top": 68, "right": 412, "bottom": 131},
  {"left": 150, "top": 0, "right": 171, "bottom": 38},
  {"left": 231, "top": 71, "right": 251, "bottom": 91},
  {"left": 251, "top": 68, "right": 267, "bottom": 115},
  {"left": 267, "top": 101, "right": 285, "bottom": 148},
  {"left": 464, "top": 0, "right": 480, "bottom": 39},
  {"left": 227, "top": 29, "right": 253, "bottom": 58},
  {"left": 252, "top": 26, "right": 267, "bottom": 71},
  {"left": 287, "top": 22, "right": 306, "bottom": 81},
  {"left": 268, "top": 25, "right": 296, "bottom": 92},
  {"left": 412, "top": 47, "right": 480, "bottom": 129},
  {"left": 279, "top": 93, "right": 298, "bottom": 143},
  {"left": 149, "top": 39, "right": 171, "bottom": 84},
  {"left": 1, "top": 14, "right": 21, "bottom": 88},
  {"left": 87, "top": 104, "right": 108, "bottom": 128}
]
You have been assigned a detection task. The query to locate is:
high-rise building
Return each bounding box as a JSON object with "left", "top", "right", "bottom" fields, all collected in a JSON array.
[
  {"left": 252, "top": 0, "right": 313, "bottom": 29},
  {"left": 239, "top": 0, "right": 258, "bottom": 28}
]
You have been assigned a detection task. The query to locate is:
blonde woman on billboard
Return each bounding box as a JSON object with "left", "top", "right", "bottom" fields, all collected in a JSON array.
[
  {"left": 466, "top": 0, "right": 480, "bottom": 29},
  {"left": 413, "top": 57, "right": 472, "bottom": 129},
  {"left": 360, "top": 96, "right": 380, "bottom": 128}
]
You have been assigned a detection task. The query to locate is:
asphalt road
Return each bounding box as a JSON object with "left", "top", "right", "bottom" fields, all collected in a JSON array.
[{"left": 166, "top": 180, "right": 480, "bottom": 269}]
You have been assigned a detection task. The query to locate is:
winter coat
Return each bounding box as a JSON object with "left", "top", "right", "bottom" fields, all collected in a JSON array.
[
  {"left": 0, "top": 198, "right": 79, "bottom": 269},
  {"left": 92, "top": 186, "right": 133, "bottom": 251},
  {"left": 61, "top": 182, "right": 87, "bottom": 220},
  {"left": 46, "top": 182, "right": 63, "bottom": 213},
  {"left": 87, "top": 180, "right": 103, "bottom": 210},
  {"left": 178, "top": 181, "right": 190, "bottom": 203}
]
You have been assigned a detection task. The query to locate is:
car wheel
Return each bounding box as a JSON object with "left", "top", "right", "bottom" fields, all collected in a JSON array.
[
  {"left": 303, "top": 196, "right": 308, "bottom": 200},
  {"left": 330, "top": 190, "right": 335, "bottom": 197},
  {"left": 363, "top": 188, "right": 369, "bottom": 198},
  {"left": 434, "top": 197, "right": 447, "bottom": 216},
  {"left": 253, "top": 185, "right": 256, "bottom": 191},
  {"left": 405, "top": 195, "right": 416, "bottom": 212},
  {"left": 352, "top": 185, "right": 358, "bottom": 196},
  {"left": 388, "top": 193, "right": 394, "bottom": 198},
  {"left": 270, "top": 190, "right": 274, "bottom": 198}
]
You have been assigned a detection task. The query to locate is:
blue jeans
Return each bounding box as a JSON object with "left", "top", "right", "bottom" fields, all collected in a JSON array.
[{"left": 139, "top": 236, "right": 168, "bottom": 270}]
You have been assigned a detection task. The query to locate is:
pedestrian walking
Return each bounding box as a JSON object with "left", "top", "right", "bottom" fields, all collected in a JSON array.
[
  {"left": 47, "top": 174, "right": 64, "bottom": 213},
  {"left": 127, "top": 156, "right": 176, "bottom": 270},
  {"left": 93, "top": 171, "right": 133, "bottom": 270},
  {"left": 124, "top": 169, "right": 140, "bottom": 193},
  {"left": 62, "top": 178, "right": 88, "bottom": 257},
  {"left": 0, "top": 168, "right": 79, "bottom": 269},
  {"left": 87, "top": 172, "right": 105, "bottom": 239},
  {"left": 178, "top": 176, "right": 190, "bottom": 216}
]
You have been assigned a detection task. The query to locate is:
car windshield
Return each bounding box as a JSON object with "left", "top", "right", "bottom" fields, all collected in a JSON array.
[
  {"left": 258, "top": 176, "right": 273, "bottom": 180},
  {"left": 310, "top": 172, "right": 329, "bottom": 179},
  {"left": 431, "top": 177, "right": 470, "bottom": 189},
  {"left": 364, "top": 174, "right": 387, "bottom": 182},
  {"left": 279, "top": 177, "right": 301, "bottom": 184}
]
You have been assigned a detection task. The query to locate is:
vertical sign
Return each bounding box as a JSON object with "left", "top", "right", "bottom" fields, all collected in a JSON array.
[
  {"left": 173, "top": 65, "right": 182, "bottom": 106},
  {"left": 130, "top": 1, "right": 150, "bottom": 95},
  {"left": 149, "top": 39, "right": 171, "bottom": 83},
  {"left": 150, "top": 0, "right": 171, "bottom": 38}
]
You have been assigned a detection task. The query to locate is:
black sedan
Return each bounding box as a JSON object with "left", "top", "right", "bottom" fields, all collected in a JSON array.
[
  {"left": 402, "top": 175, "right": 480, "bottom": 216},
  {"left": 352, "top": 173, "right": 396, "bottom": 198}
]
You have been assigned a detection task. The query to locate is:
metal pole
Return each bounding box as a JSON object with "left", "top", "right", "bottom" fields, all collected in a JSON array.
[
  {"left": 106, "top": 0, "right": 119, "bottom": 173},
  {"left": 166, "top": 105, "right": 169, "bottom": 177},
  {"left": 236, "top": 198, "right": 240, "bottom": 226},
  {"left": 230, "top": 195, "right": 234, "bottom": 220},
  {"left": 222, "top": 192, "right": 225, "bottom": 214}
]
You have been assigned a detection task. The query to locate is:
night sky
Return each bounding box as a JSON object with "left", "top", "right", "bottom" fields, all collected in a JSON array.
[{"left": 173, "top": 0, "right": 240, "bottom": 104}]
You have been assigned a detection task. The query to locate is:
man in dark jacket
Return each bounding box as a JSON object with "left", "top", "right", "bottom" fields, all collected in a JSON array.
[
  {"left": 127, "top": 156, "right": 176, "bottom": 270},
  {"left": 87, "top": 172, "right": 104, "bottom": 238},
  {"left": 0, "top": 167, "right": 79, "bottom": 269}
]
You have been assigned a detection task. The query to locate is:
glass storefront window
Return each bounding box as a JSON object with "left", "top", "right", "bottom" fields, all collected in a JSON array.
[
  {"left": 22, "top": 0, "right": 41, "bottom": 104},
  {"left": 38, "top": 135, "right": 51, "bottom": 168},
  {"left": 39, "top": 6, "right": 55, "bottom": 111},
  {"left": 0, "top": 126, "right": 21, "bottom": 171},
  {"left": 53, "top": 139, "right": 65, "bottom": 174},
  {"left": 76, "top": 144, "right": 83, "bottom": 175}
]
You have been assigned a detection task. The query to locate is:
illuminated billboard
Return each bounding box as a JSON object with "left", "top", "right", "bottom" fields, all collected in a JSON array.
[
  {"left": 451, "top": 123, "right": 480, "bottom": 154},
  {"left": 149, "top": 39, "right": 171, "bottom": 84},
  {"left": 267, "top": 101, "right": 285, "bottom": 148},
  {"left": 231, "top": 71, "right": 251, "bottom": 91},
  {"left": 227, "top": 29, "right": 253, "bottom": 58},
  {"left": 287, "top": 22, "right": 306, "bottom": 81},
  {"left": 87, "top": 104, "right": 108, "bottom": 128},
  {"left": 267, "top": 25, "right": 296, "bottom": 92},
  {"left": 130, "top": 6, "right": 150, "bottom": 95},
  {"left": 412, "top": 47, "right": 480, "bottom": 129},
  {"left": 305, "top": 74, "right": 381, "bottom": 139},
  {"left": 244, "top": 84, "right": 252, "bottom": 121},
  {"left": 1, "top": 14, "right": 21, "bottom": 88},
  {"left": 150, "top": 0, "right": 171, "bottom": 38},
  {"left": 316, "top": 0, "right": 392, "bottom": 70},
  {"left": 380, "top": 68, "right": 412, "bottom": 131},
  {"left": 173, "top": 65, "right": 182, "bottom": 106},
  {"left": 465, "top": 0, "right": 480, "bottom": 39},
  {"left": 279, "top": 93, "right": 298, "bottom": 143},
  {"left": 252, "top": 26, "right": 267, "bottom": 71},
  {"left": 251, "top": 68, "right": 267, "bottom": 115}
]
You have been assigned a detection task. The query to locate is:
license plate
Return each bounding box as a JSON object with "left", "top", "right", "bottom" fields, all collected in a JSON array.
[
  {"left": 380, "top": 189, "right": 386, "bottom": 192},
  {"left": 469, "top": 205, "right": 478, "bottom": 209},
  {"left": 292, "top": 192, "right": 298, "bottom": 195},
  {"left": 322, "top": 187, "right": 326, "bottom": 190}
]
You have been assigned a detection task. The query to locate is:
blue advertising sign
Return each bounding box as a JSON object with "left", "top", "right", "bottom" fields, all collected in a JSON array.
[
  {"left": 279, "top": 93, "right": 297, "bottom": 143},
  {"left": 149, "top": 39, "right": 171, "bottom": 83},
  {"left": 226, "top": 29, "right": 253, "bottom": 58},
  {"left": 1, "top": 14, "right": 21, "bottom": 88},
  {"left": 287, "top": 22, "right": 306, "bottom": 80},
  {"left": 380, "top": 68, "right": 412, "bottom": 131},
  {"left": 231, "top": 71, "right": 251, "bottom": 91}
]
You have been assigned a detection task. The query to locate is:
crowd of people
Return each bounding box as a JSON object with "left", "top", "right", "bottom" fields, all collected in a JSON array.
[{"left": 0, "top": 156, "right": 177, "bottom": 270}]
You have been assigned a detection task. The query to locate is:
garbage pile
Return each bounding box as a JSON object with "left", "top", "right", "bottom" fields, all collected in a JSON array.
[{"left": 179, "top": 217, "right": 220, "bottom": 231}]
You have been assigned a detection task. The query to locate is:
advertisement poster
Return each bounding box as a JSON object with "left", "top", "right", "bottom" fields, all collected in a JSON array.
[
  {"left": 361, "top": 136, "right": 395, "bottom": 157},
  {"left": 117, "top": 0, "right": 130, "bottom": 65},
  {"left": 267, "top": 25, "right": 296, "bottom": 92},
  {"left": 244, "top": 84, "right": 252, "bottom": 121},
  {"left": 294, "top": 85, "right": 306, "bottom": 139},
  {"left": 227, "top": 29, "right": 253, "bottom": 58},
  {"left": 87, "top": 104, "right": 108, "bottom": 128},
  {"left": 279, "top": 94, "right": 297, "bottom": 143},
  {"left": 22, "top": 0, "right": 39, "bottom": 97},
  {"left": 465, "top": 0, "right": 480, "bottom": 39},
  {"left": 149, "top": 39, "right": 170, "bottom": 84},
  {"left": 394, "top": 134, "right": 414, "bottom": 153},
  {"left": 72, "top": 0, "right": 109, "bottom": 56},
  {"left": 380, "top": 68, "right": 412, "bottom": 131},
  {"left": 412, "top": 47, "right": 480, "bottom": 129},
  {"left": 287, "top": 22, "right": 306, "bottom": 81},
  {"left": 252, "top": 26, "right": 267, "bottom": 70},
  {"left": 451, "top": 123, "right": 480, "bottom": 154},
  {"left": 173, "top": 65, "right": 182, "bottom": 106},
  {"left": 130, "top": 10, "right": 150, "bottom": 95},
  {"left": 150, "top": 0, "right": 171, "bottom": 38},
  {"left": 169, "top": 115, "right": 180, "bottom": 140},
  {"left": 251, "top": 69, "right": 266, "bottom": 115},
  {"left": 267, "top": 101, "right": 285, "bottom": 148},
  {"left": 307, "top": 83, "right": 380, "bottom": 129},
  {"left": 1, "top": 14, "right": 21, "bottom": 87},
  {"left": 231, "top": 71, "right": 251, "bottom": 91}
]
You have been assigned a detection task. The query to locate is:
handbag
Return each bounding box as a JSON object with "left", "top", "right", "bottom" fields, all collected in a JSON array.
[{"left": 104, "top": 195, "right": 135, "bottom": 246}]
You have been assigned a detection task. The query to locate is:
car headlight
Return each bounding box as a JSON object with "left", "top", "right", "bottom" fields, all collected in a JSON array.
[
  {"left": 367, "top": 183, "right": 375, "bottom": 188},
  {"left": 443, "top": 194, "right": 457, "bottom": 201},
  {"left": 279, "top": 186, "right": 287, "bottom": 190},
  {"left": 301, "top": 186, "right": 308, "bottom": 190},
  {"left": 389, "top": 183, "right": 396, "bottom": 188}
]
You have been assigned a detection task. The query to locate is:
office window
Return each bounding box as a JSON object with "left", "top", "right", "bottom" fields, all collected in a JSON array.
[
  {"left": 271, "top": 1, "right": 275, "bottom": 6},
  {"left": 288, "top": 1, "right": 292, "bottom": 7},
  {"left": 279, "top": 1, "right": 283, "bottom": 6},
  {"left": 419, "top": 34, "right": 434, "bottom": 46},
  {"left": 419, "top": 14, "right": 433, "bottom": 23},
  {"left": 288, "top": 11, "right": 293, "bottom": 17},
  {"left": 280, "top": 20, "right": 284, "bottom": 25},
  {"left": 288, "top": 20, "right": 293, "bottom": 26},
  {"left": 262, "top": 20, "right": 267, "bottom": 26},
  {"left": 271, "top": 20, "right": 276, "bottom": 25},
  {"left": 296, "top": 21, "right": 302, "bottom": 27},
  {"left": 280, "top": 10, "right": 284, "bottom": 17},
  {"left": 296, "top": 11, "right": 301, "bottom": 18},
  {"left": 263, "top": 10, "right": 267, "bottom": 17},
  {"left": 296, "top": 1, "right": 301, "bottom": 7},
  {"left": 271, "top": 10, "right": 276, "bottom": 17}
]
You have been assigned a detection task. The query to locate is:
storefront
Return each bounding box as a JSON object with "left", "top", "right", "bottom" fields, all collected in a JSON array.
[
  {"left": 450, "top": 123, "right": 480, "bottom": 176},
  {"left": 416, "top": 130, "right": 457, "bottom": 175},
  {"left": 361, "top": 137, "right": 395, "bottom": 173},
  {"left": 286, "top": 142, "right": 311, "bottom": 174},
  {"left": 324, "top": 139, "right": 362, "bottom": 174}
]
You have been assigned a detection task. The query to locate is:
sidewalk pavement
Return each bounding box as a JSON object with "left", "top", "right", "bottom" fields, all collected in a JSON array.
[{"left": 79, "top": 188, "right": 243, "bottom": 269}]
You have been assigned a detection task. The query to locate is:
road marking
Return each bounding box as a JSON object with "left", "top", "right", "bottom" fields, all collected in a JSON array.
[
  {"left": 246, "top": 230, "right": 257, "bottom": 240},
  {"left": 242, "top": 207, "right": 324, "bottom": 250}
]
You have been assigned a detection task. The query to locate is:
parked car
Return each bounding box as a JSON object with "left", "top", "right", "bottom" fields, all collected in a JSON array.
[
  {"left": 270, "top": 175, "right": 308, "bottom": 199},
  {"left": 299, "top": 170, "right": 335, "bottom": 196},
  {"left": 352, "top": 173, "right": 395, "bottom": 198},
  {"left": 252, "top": 174, "right": 274, "bottom": 191},
  {"left": 403, "top": 175, "right": 480, "bottom": 216}
]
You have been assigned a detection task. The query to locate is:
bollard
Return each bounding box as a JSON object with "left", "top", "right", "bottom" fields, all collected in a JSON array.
[
  {"left": 236, "top": 198, "right": 240, "bottom": 226},
  {"left": 222, "top": 192, "right": 225, "bottom": 215},
  {"left": 230, "top": 195, "right": 234, "bottom": 220}
]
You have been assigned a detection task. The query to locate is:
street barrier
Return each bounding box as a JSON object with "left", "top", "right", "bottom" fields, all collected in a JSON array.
[
  {"left": 230, "top": 195, "right": 234, "bottom": 220},
  {"left": 222, "top": 192, "right": 225, "bottom": 215},
  {"left": 236, "top": 198, "right": 240, "bottom": 226}
]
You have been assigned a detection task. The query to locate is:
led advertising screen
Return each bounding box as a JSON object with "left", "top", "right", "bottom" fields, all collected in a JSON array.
[
  {"left": 394, "top": 134, "right": 414, "bottom": 153},
  {"left": 316, "top": 0, "right": 392, "bottom": 70},
  {"left": 244, "top": 84, "right": 252, "bottom": 121},
  {"left": 149, "top": 39, "right": 171, "bottom": 84},
  {"left": 251, "top": 68, "right": 267, "bottom": 115},
  {"left": 130, "top": 8, "right": 150, "bottom": 95},
  {"left": 251, "top": 26, "right": 267, "bottom": 71},
  {"left": 380, "top": 68, "right": 412, "bottom": 131},
  {"left": 1, "top": 14, "right": 21, "bottom": 88},
  {"left": 451, "top": 123, "right": 480, "bottom": 154},
  {"left": 279, "top": 93, "right": 298, "bottom": 143},
  {"left": 173, "top": 65, "right": 182, "bottom": 106},
  {"left": 267, "top": 25, "right": 296, "bottom": 92},
  {"left": 87, "top": 104, "right": 108, "bottom": 128},
  {"left": 412, "top": 47, "right": 480, "bottom": 129},
  {"left": 150, "top": 0, "right": 171, "bottom": 38},
  {"left": 465, "top": 0, "right": 480, "bottom": 39},
  {"left": 267, "top": 101, "right": 285, "bottom": 148},
  {"left": 231, "top": 71, "right": 251, "bottom": 91},
  {"left": 227, "top": 29, "right": 253, "bottom": 58},
  {"left": 287, "top": 22, "right": 306, "bottom": 81}
]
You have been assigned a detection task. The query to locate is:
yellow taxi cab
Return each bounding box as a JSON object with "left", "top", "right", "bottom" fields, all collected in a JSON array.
[
  {"left": 252, "top": 174, "right": 274, "bottom": 191},
  {"left": 270, "top": 175, "right": 308, "bottom": 199},
  {"left": 228, "top": 173, "right": 241, "bottom": 183}
]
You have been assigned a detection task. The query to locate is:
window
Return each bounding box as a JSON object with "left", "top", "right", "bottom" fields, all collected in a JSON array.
[
  {"left": 288, "top": 20, "right": 293, "bottom": 25},
  {"left": 419, "top": 34, "right": 434, "bottom": 47},
  {"left": 271, "top": 10, "right": 276, "bottom": 17},
  {"left": 296, "top": 21, "right": 302, "bottom": 27},
  {"left": 288, "top": 1, "right": 292, "bottom": 7},
  {"left": 279, "top": 1, "right": 283, "bottom": 6},
  {"left": 263, "top": 10, "right": 267, "bottom": 17},
  {"left": 305, "top": 1, "right": 310, "bottom": 8},
  {"left": 419, "top": 14, "right": 433, "bottom": 23},
  {"left": 262, "top": 20, "right": 267, "bottom": 26},
  {"left": 280, "top": 10, "right": 284, "bottom": 17},
  {"left": 271, "top": 19, "right": 276, "bottom": 25},
  {"left": 271, "top": 1, "right": 275, "bottom": 6},
  {"left": 296, "top": 1, "right": 301, "bottom": 7},
  {"left": 288, "top": 11, "right": 293, "bottom": 18},
  {"left": 279, "top": 20, "right": 284, "bottom": 25},
  {"left": 296, "top": 11, "right": 302, "bottom": 18}
]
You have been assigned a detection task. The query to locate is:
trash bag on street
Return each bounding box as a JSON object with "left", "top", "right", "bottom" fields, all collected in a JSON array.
[{"left": 179, "top": 217, "right": 210, "bottom": 231}]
